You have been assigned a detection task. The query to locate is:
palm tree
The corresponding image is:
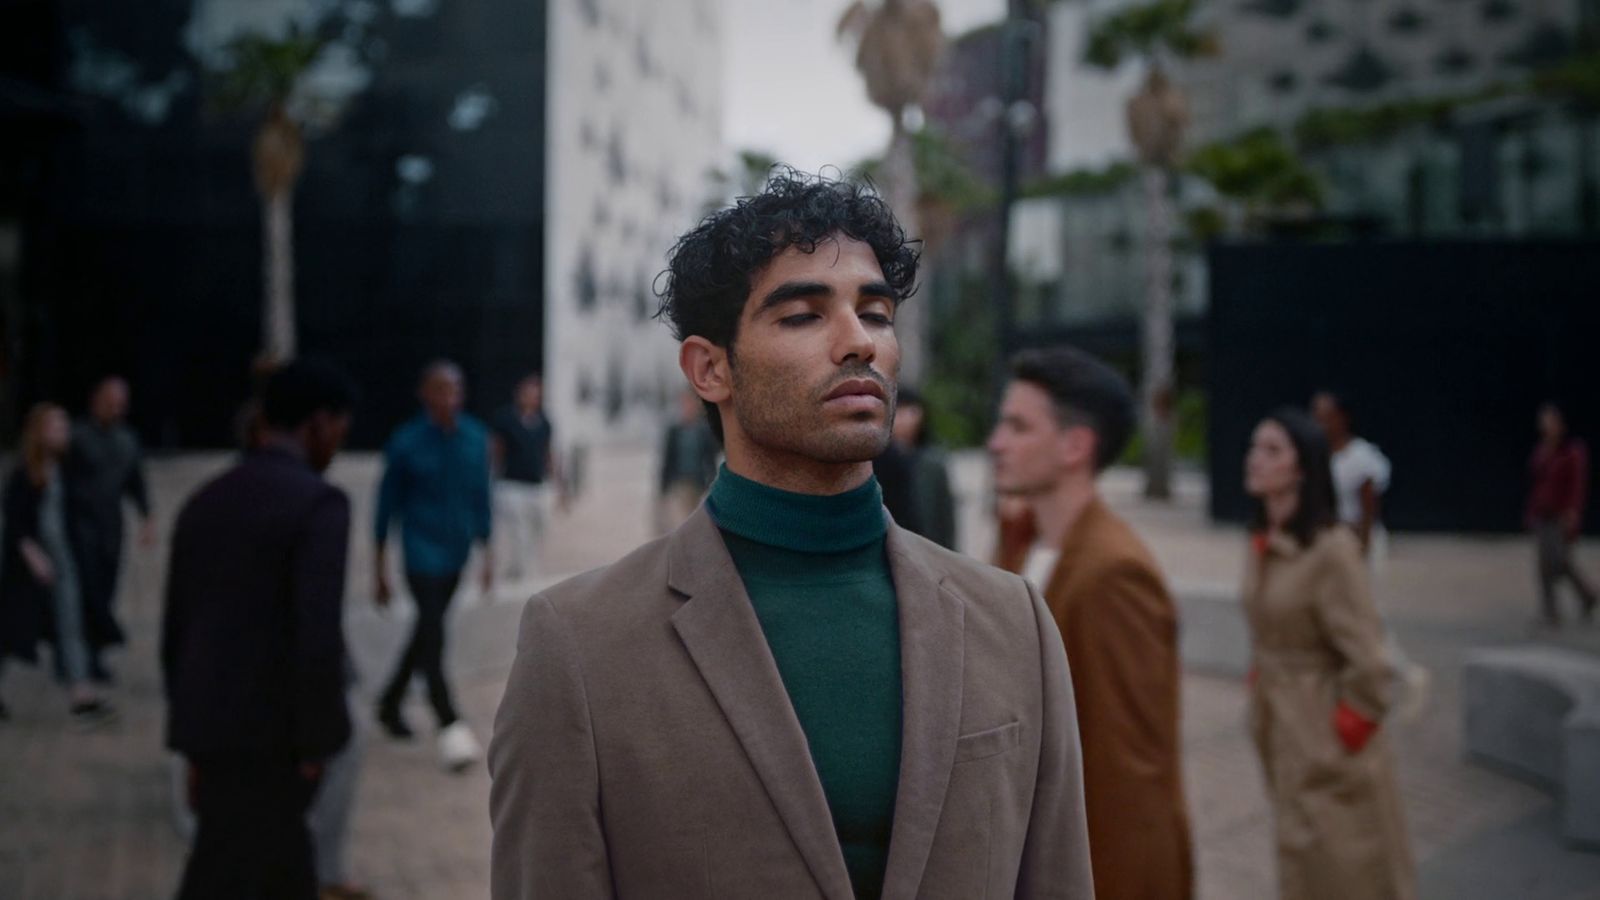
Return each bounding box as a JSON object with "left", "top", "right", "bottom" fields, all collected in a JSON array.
[
  {"left": 1084, "top": 0, "right": 1216, "bottom": 500},
  {"left": 837, "top": 0, "right": 946, "bottom": 383},
  {"left": 211, "top": 27, "right": 328, "bottom": 365}
]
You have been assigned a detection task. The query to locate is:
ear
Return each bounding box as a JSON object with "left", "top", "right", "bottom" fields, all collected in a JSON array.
[
  {"left": 679, "top": 337, "right": 731, "bottom": 406},
  {"left": 1058, "top": 424, "right": 1098, "bottom": 471}
]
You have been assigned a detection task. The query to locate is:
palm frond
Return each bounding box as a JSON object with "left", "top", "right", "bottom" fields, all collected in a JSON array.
[{"left": 209, "top": 24, "right": 330, "bottom": 112}]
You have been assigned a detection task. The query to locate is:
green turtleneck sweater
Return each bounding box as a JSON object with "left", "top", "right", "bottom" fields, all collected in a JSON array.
[{"left": 707, "top": 465, "right": 902, "bottom": 900}]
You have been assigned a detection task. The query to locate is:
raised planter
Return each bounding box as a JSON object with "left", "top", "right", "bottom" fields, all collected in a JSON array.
[{"left": 1463, "top": 645, "right": 1600, "bottom": 848}]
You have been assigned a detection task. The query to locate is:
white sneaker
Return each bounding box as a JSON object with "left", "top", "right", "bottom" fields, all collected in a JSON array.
[{"left": 437, "top": 721, "right": 481, "bottom": 772}]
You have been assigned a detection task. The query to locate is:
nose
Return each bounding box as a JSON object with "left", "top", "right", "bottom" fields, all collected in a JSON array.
[{"left": 832, "top": 312, "right": 877, "bottom": 367}]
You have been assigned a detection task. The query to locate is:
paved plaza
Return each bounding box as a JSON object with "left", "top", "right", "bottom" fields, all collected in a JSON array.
[{"left": 2, "top": 447, "right": 1598, "bottom": 899}]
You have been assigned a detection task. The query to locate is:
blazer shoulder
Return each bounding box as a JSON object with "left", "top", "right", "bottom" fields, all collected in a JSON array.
[
  {"left": 902, "top": 528, "right": 1034, "bottom": 609},
  {"left": 536, "top": 533, "right": 674, "bottom": 622}
]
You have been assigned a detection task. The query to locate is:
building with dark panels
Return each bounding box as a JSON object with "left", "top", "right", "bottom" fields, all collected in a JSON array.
[{"left": 1, "top": 0, "right": 722, "bottom": 452}]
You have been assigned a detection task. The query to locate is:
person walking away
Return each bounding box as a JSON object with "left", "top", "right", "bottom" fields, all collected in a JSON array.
[
  {"left": 489, "top": 171, "right": 1093, "bottom": 899},
  {"left": 655, "top": 388, "right": 720, "bottom": 534},
  {"left": 1310, "top": 390, "right": 1428, "bottom": 719},
  {"left": 162, "top": 361, "right": 356, "bottom": 900},
  {"left": 65, "top": 375, "right": 153, "bottom": 684},
  {"left": 374, "top": 360, "right": 493, "bottom": 771},
  {"left": 0, "top": 404, "right": 116, "bottom": 724},
  {"left": 1243, "top": 407, "right": 1415, "bottom": 900},
  {"left": 989, "top": 347, "right": 1192, "bottom": 900},
  {"left": 891, "top": 386, "right": 956, "bottom": 550},
  {"left": 1526, "top": 401, "right": 1595, "bottom": 626},
  {"left": 489, "top": 374, "right": 558, "bottom": 583}
]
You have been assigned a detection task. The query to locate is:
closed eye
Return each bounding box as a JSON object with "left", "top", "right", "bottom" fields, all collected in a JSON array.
[
  {"left": 778, "top": 313, "right": 820, "bottom": 327},
  {"left": 861, "top": 312, "right": 893, "bottom": 326}
]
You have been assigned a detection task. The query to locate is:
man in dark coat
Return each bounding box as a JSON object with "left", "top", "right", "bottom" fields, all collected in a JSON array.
[
  {"left": 66, "top": 376, "right": 154, "bottom": 680},
  {"left": 162, "top": 361, "right": 356, "bottom": 900}
]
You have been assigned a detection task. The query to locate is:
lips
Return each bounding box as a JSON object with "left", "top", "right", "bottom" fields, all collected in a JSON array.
[{"left": 823, "top": 378, "right": 887, "bottom": 402}]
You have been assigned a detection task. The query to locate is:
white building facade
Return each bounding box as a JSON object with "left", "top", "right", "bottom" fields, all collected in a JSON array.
[{"left": 545, "top": 0, "right": 724, "bottom": 462}]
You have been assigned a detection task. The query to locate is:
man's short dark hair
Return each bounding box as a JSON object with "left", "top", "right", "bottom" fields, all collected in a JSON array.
[
  {"left": 262, "top": 359, "right": 358, "bottom": 430},
  {"left": 1010, "top": 346, "right": 1136, "bottom": 472},
  {"left": 655, "top": 169, "right": 921, "bottom": 441}
]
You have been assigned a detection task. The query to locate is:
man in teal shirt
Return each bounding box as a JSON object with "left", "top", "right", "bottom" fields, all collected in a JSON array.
[
  {"left": 489, "top": 172, "right": 1093, "bottom": 900},
  {"left": 374, "top": 360, "right": 493, "bottom": 771}
]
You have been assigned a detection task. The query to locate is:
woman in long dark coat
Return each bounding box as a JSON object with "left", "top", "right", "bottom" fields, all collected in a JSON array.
[{"left": 1, "top": 403, "right": 115, "bottom": 722}]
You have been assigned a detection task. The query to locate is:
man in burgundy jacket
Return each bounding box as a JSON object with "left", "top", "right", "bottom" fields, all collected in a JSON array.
[{"left": 1527, "top": 402, "right": 1596, "bottom": 625}]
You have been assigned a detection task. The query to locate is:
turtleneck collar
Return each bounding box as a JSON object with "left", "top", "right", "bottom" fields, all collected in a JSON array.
[{"left": 707, "top": 464, "right": 887, "bottom": 553}]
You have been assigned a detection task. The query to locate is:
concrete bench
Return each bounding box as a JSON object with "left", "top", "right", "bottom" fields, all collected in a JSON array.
[{"left": 1463, "top": 645, "right": 1600, "bottom": 848}]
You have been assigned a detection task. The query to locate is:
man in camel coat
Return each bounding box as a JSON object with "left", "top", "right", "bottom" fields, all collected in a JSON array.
[{"left": 990, "top": 347, "right": 1193, "bottom": 900}]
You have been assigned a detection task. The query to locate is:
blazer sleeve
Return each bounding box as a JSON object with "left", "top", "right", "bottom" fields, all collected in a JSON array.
[
  {"left": 489, "top": 595, "right": 614, "bottom": 900},
  {"left": 290, "top": 489, "right": 353, "bottom": 762},
  {"left": 1015, "top": 578, "right": 1095, "bottom": 900},
  {"left": 1313, "top": 531, "right": 1394, "bottom": 721},
  {"left": 1071, "top": 560, "right": 1181, "bottom": 774}
]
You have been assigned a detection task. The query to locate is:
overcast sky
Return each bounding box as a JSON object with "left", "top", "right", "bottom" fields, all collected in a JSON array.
[{"left": 723, "top": 0, "right": 1005, "bottom": 174}]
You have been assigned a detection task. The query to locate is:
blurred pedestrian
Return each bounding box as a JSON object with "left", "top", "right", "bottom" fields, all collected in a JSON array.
[
  {"left": 374, "top": 360, "right": 492, "bottom": 771},
  {"left": 1243, "top": 408, "right": 1415, "bottom": 900},
  {"left": 891, "top": 385, "right": 956, "bottom": 550},
  {"left": 1311, "top": 390, "right": 1428, "bottom": 718},
  {"left": 989, "top": 347, "right": 1192, "bottom": 900},
  {"left": 489, "top": 373, "right": 558, "bottom": 582},
  {"left": 654, "top": 387, "right": 719, "bottom": 534},
  {"left": 1310, "top": 392, "right": 1389, "bottom": 559},
  {"left": 66, "top": 375, "right": 153, "bottom": 683},
  {"left": 162, "top": 361, "right": 356, "bottom": 900},
  {"left": 489, "top": 173, "right": 1093, "bottom": 899},
  {"left": 0, "top": 404, "right": 116, "bottom": 724},
  {"left": 1526, "top": 401, "right": 1595, "bottom": 626},
  {"left": 870, "top": 434, "right": 920, "bottom": 532}
]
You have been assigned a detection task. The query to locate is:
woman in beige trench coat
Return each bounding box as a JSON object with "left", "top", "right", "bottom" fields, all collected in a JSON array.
[{"left": 1243, "top": 408, "right": 1416, "bottom": 900}]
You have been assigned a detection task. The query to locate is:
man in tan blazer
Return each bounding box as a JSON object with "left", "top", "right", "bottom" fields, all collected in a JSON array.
[
  {"left": 489, "top": 173, "right": 1094, "bottom": 899},
  {"left": 989, "top": 347, "right": 1193, "bottom": 900}
]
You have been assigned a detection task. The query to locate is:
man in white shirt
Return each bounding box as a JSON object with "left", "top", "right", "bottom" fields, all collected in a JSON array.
[{"left": 1316, "top": 392, "right": 1392, "bottom": 561}]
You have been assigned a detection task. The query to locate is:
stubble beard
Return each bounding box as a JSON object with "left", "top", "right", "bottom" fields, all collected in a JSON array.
[{"left": 730, "top": 361, "right": 896, "bottom": 464}]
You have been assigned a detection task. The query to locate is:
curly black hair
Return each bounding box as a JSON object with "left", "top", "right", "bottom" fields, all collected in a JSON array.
[{"left": 655, "top": 169, "right": 920, "bottom": 352}]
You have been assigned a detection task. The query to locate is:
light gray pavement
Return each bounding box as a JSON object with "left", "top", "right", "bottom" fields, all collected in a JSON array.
[{"left": 1, "top": 447, "right": 1598, "bottom": 899}]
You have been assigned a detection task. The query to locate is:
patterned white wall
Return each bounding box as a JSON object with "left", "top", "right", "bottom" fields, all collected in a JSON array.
[{"left": 546, "top": 0, "right": 724, "bottom": 462}]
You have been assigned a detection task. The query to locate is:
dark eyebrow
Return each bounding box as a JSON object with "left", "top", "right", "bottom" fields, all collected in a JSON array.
[
  {"left": 758, "top": 280, "right": 831, "bottom": 312},
  {"left": 756, "top": 279, "right": 899, "bottom": 314},
  {"left": 859, "top": 281, "right": 896, "bottom": 301}
]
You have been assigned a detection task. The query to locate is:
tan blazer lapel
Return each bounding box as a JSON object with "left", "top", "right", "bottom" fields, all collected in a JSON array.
[
  {"left": 879, "top": 526, "right": 966, "bottom": 900},
  {"left": 665, "top": 508, "right": 856, "bottom": 900}
]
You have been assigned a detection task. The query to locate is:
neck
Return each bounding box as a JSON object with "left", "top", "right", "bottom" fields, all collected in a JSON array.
[
  {"left": 1026, "top": 470, "right": 1098, "bottom": 548},
  {"left": 1264, "top": 490, "right": 1299, "bottom": 533},
  {"left": 722, "top": 441, "right": 875, "bottom": 496},
  {"left": 518, "top": 404, "right": 539, "bottom": 418},
  {"left": 93, "top": 414, "right": 116, "bottom": 429},
  {"left": 259, "top": 431, "right": 307, "bottom": 461},
  {"left": 428, "top": 413, "right": 457, "bottom": 432},
  {"left": 1329, "top": 432, "right": 1352, "bottom": 451}
]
